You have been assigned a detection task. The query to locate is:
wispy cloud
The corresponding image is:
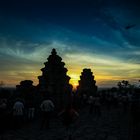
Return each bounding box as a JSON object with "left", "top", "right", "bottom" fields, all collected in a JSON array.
[{"left": 0, "top": 24, "right": 139, "bottom": 87}]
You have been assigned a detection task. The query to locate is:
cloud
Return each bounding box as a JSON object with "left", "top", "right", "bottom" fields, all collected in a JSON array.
[
  {"left": 101, "top": 4, "right": 140, "bottom": 46},
  {"left": 0, "top": 18, "right": 139, "bottom": 87},
  {"left": 63, "top": 46, "right": 140, "bottom": 87}
]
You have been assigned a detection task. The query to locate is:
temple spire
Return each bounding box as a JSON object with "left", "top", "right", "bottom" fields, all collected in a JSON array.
[
  {"left": 38, "top": 49, "right": 72, "bottom": 109},
  {"left": 77, "top": 68, "right": 97, "bottom": 97},
  {"left": 51, "top": 48, "right": 57, "bottom": 55}
]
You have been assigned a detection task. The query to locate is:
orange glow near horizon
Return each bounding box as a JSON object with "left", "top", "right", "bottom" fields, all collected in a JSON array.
[
  {"left": 68, "top": 73, "right": 79, "bottom": 89},
  {"left": 1, "top": 52, "right": 140, "bottom": 88},
  {"left": 1, "top": 73, "right": 139, "bottom": 88}
]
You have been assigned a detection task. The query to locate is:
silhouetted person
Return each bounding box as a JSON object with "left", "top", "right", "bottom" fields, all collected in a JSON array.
[
  {"left": 40, "top": 97, "right": 54, "bottom": 129},
  {"left": 27, "top": 99, "right": 35, "bottom": 121},
  {"left": 58, "top": 104, "right": 79, "bottom": 140},
  {"left": 122, "top": 95, "right": 128, "bottom": 113},
  {"left": 106, "top": 94, "right": 112, "bottom": 110},
  {"left": 88, "top": 96, "right": 94, "bottom": 114},
  {"left": 94, "top": 96, "right": 101, "bottom": 117},
  {"left": 12, "top": 98, "right": 24, "bottom": 129},
  {"left": 0, "top": 99, "right": 7, "bottom": 140},
  {"left": 81, "top": 93, "right": 87, "bottom": 107},
  {"left": 131, "top": 93, "right": 140, "bottom": 140}
]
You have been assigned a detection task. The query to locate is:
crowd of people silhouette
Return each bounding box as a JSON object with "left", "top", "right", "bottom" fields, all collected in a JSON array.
[{"left": 0, "top": 87, "right": 140, "bottom": 140}]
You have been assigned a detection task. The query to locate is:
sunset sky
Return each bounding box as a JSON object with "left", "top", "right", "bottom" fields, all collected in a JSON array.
[{"left": 0, "top": 0, "right": 140, "bottom": 88}]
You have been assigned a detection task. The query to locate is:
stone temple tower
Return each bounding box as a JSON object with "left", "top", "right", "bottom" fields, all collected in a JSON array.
[
  {"left": 38, "top": 48, "right": 72, "bottom": 109},
  {"left": 77, "top": 68, "right": 97, "bottom": 97}
]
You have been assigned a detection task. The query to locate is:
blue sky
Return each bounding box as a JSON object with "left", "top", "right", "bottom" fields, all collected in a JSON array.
[{"left": 0, "top": 0, "right": 140, "bottom": 87}]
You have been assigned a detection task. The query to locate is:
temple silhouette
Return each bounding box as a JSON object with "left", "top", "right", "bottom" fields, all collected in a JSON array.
[
  {"left": 77, "top": 68, "right": 97, "bottom": 97},
  {"left": 38, "top": 48, "right": 73, "bottom": 109},
  {"left": 15, "top": 48, "right": 98, "bottom": 109}
]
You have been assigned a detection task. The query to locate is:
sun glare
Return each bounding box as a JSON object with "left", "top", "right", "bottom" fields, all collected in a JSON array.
[{"left": 68, "top": 73, "right": 80, "bottom": 89}]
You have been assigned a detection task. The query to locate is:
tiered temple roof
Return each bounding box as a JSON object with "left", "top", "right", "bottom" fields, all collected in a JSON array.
[
  {"left": 38, "top": 48, "right": 72, "bottom": 109},
  {"left": 77, "top": 68, "right": 97, "bottom": 96}
]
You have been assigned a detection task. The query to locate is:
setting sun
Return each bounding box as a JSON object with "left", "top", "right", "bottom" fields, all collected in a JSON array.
[{"left": 67, "top": 73, "right": 80, "bottom": 89}]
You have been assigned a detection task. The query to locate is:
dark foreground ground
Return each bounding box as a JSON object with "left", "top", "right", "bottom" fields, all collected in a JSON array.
[{"left": 2, "top": 106, "right": 132, "bottom": 140}]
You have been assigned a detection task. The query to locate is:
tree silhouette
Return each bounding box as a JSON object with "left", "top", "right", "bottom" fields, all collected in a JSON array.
[{"left": 117, "top": 80, "right": 129, "bottom": 89}]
